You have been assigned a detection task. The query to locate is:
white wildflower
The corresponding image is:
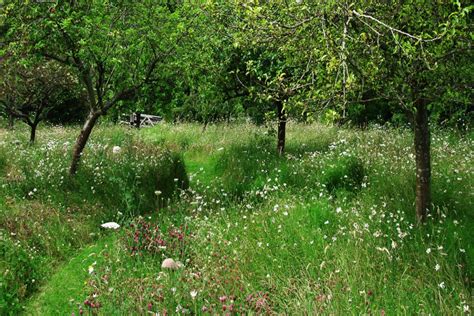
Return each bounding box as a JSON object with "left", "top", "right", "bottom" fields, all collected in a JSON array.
[
  {"left": 101, "top": 222, "right": 120, "bottom": 229},
  {"left": 112, "top": 146, "right": 121, "bottom": 154},
  {"left": 88, "top": 261, "right": 96, "bottom": 274}
]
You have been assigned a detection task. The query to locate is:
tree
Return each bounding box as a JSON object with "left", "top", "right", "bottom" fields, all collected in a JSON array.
[
  {"left": 138, "top": 4, "right": 249, "bottom": 127},
  {"left": 0, "top": 58, "right": 76, "bottom": 144},
  {"left": 3, "top": 1, "right": 194, "bottom": 173},
  {"left": 209, "top": 0, "right": 472, "bottom": 222},
  {"left": 350, "top": 1, "right": 473, "bottom": 222},
  {"left": 208, "top": 2, "right": 301, "bottom": 154},
  {"left": 212, "top": 1, "right": 350, "bottom": 154}
]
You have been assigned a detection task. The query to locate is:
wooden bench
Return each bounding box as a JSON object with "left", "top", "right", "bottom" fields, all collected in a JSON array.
[{"left": 120, "top": 113, "right": 162, "bottom": 128}]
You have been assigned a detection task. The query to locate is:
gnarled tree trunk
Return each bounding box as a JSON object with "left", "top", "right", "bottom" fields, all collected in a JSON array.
[
  {"left": 69, "top": 110, "right": 101, "bottom": 175},
  {"left": 276, "top": 100, "right": 286, "bottom": 155},
  {"left": 414, "top": 98, "right": 431, "bottom": 223}
]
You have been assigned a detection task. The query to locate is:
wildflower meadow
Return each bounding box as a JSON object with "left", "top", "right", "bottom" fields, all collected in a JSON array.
[
  {"left": 0, "top": 122, "right": 472, "bottom": 315},
  {"left": 1, "top": 1, "right": 472, "bottom": 314}
]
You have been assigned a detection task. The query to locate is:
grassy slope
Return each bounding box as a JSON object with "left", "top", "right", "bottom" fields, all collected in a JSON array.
[
  {"left": 23, "top": 127, "right": 221, "bottom": 315},
  {"left": 128, "top": 123, "right": 473, "bottom": 313},
  {"left": 22, "top": 150, "right": 215, "bottom": 315}
]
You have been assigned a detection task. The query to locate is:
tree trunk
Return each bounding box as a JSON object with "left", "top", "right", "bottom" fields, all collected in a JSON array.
[
  {"left": 277, "top": 101, "right": 286, "bottom": 155},
  {"left": 69, "top": 110, "right": 101, "bottom": 175},
  {"left": 29, "top": 122, "right": 38, "bottom": 145},
  {"left": 414, "top": 99, "right": 431, "bottom": 223},
  {"left": 8, "top": 114, "right": 14, "bottom": 130},
  {"left": 135, "top": 112, "right": 141, "bottom": 129}
]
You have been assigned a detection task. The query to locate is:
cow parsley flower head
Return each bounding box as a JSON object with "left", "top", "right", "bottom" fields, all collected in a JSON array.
[
  {"left": 101, "top": 222, "right": 120, "bottom": 229},
  {"left": 112, "top": 146, "right": 121, "bottom": 154}
]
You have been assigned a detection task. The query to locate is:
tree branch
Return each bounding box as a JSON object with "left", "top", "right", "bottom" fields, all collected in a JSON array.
[{"left": 352, "top": 10, "right": 443, "bottom": 42}]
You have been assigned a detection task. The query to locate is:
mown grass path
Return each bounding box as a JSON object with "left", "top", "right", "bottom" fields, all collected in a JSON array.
[{"left": 25, "top": 235, "right": 117, "bottom": 314}]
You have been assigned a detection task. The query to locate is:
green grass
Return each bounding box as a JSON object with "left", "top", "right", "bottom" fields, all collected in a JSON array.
[
  {"left": 0, "top": 124, "right": 188, "bottom": 314},
  {"left": 26, "top": 234, "right": 117, "bottom": 315},
  {"left": 1, "top": 122, "right": 472, "bottom": 314}
]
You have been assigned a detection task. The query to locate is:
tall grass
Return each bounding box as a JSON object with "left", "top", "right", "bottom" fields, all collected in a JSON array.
[
  {"left": 0, "top": 124, "right": 188, "bottom": 314},
  {"left": 1, "top": 121, "right": 472, "bottom": 314},
  {"left": 68, "top": 122, "right": 472, "bottom": 315}
]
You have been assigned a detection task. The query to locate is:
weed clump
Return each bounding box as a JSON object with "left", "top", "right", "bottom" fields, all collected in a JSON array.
[
  {"left": 322, "top": 156, "right": 365, "bottom": 192},
  {"left": 215, "top": 134, "right": 275, "bottom": 198}
]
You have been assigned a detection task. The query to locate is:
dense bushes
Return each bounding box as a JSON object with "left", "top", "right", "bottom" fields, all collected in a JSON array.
[{"left": 45, "top": 97, "right": 88, "bottom": 125}]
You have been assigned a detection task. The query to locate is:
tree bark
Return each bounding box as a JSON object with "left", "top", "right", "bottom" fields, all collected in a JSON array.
[
  {"left": 8, "top": 114, "right": 14, "bottom": 130},
  {"left": 69, "top": 110, "right": 101, "bottom": 175},
  {"left": 135, "top": 112, "right": 141, "bottom": 129},
  {"left": 277, "top": 101, "right": 286, "bottom": 155},
  {"left": 414, "top": 98, "right": 431, "bottom": 223},
  {"left": 29, "top": 122, "right": 38, "bottom": 145}
]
